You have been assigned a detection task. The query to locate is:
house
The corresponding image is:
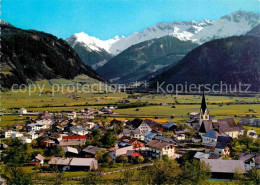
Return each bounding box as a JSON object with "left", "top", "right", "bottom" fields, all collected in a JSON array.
[
  {"left": 154, "top": 136, "right": 175, "bottom": 144},
  {"left": 194, "top": 152, "right": 209, "bottom": 160},
  {"left": 70, "top": 126, "right": 89, "bottom": 136},
  {"left": 162, "top": 122, "right": 177, "bottom": 132},
  {"left": 202, "top": 129, "right": 228, "bottom": 146},
  {"left": 147, "top": 140, "right": 175, "bottom": 158},
  {"left": 67, "top": 112, "right": 77, "bottom": 119},
  {"left": 59, "top": 135, "right": 87, "bottom": 146},
  {"left": 27, "top": 119, "right": 53, "bottom": 132},
  {"left": 12, "top": 131, "right": 23, "bottom": 138},
  {"left": 29, "top": 154, "right": 45, "bottom": 166},
  {"left": 82, "top": 145, "right": 105, "bottom": 158},
  {"left": 63, "top": 146, "right": 79, "bottom": 157},
  {"left": 202, "top": 159, "right": 246, "bottom": 179},
  {"left": 239, "top": 153, "right": 259, "bottom": 171},
  {"left": 110, "top": 119, "right": 124, "bottom": 127},
  {"left": 28, "top": 131, "right": 39, "bottom": 140},
  {"left": 137, "top": 122, "right": 152, "bottom": 134},
  {"left": 214, "top": 136, "right": 232, "bottom": 156},
  {"left": 123, "top": 128, "right": 144, "bottom": 140},
  {"left": 192, "top": 134, "right": 202, "bottom": 143},
  {"left": 199, "top": 118, "right": 244, "bottom": 138},
  {"left": 126, "top": 150, "right": 141, "bottom": 158},
  {"left": 21, "top": 136, "right": 32, "bottom": 144},
  {"left": 247, "top": 129, "right": 258, "bottom": 139},
  {"left": 83, "top": 122, "right": 96, "bottom": 130},
  {"left": 69, "top": 158, "right": 98, "bottom": 170},
  {"left": 3, "top": 130, "right": 15, "bottom": 138},
  {"left": 109, "top": 146, "right": 134, "bottom": 160},
  {"left": 39, "top": 138, "right": 56, "bottom": 147},
  {"left": 174, "top": 134, "right": 186, "bottom": 141},
  {"left": 144, "top": 132, "right": 157, "bottom": 143},
  {"left": 40, "top": 111, "right": 53, "bottom": 119},
  {"left": 61, "top": 110, "right": 77, "bottom": 119},
  {"left": 142, "top": 119, "right": 163, "bottom": 132},
  {"left": 48, "top": 157, "right": 71, "bottom": 171},
  {"left": 18, "top": 108, "right": 27, "bottom": 114}
]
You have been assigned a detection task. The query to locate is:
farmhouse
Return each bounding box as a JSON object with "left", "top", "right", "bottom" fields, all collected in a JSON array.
[
  {"left": 202, "top": 159, "right": 246, "bottom": 179},
  {"left": 82, "top": 145, "right": 105, "bottom": 158},
  {"left": 48, "top": 157, "right": 98, "bottom": 171},
  {"left": 147, "top": 140, "right": 175, "bottom": 158}
]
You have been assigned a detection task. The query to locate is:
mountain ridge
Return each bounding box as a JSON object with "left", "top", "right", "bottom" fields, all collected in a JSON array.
[{"left": 0, "top": 23, "right": 104, "bottom": 89}]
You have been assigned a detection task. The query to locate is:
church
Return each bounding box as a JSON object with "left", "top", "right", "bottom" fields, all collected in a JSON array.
[{"left": 198, "top": 92, "right": 244, "bottom": 138}]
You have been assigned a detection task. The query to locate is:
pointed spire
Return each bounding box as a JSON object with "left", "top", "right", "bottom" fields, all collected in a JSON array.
[{"left": 201, "top": 91, "right": 207, "bottom": 114}]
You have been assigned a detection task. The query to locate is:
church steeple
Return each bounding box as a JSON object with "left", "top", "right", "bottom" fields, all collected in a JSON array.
[
  {"left": 200, "top": 91, "right": 209, "bottom": 125},
  {"left": 201, "top": 91, "right": 207, "bottom": 114}
]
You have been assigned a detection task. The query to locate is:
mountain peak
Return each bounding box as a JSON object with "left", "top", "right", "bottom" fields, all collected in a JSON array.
[{"left": 0, "top": 19, "right": 12, "bottom": 26}]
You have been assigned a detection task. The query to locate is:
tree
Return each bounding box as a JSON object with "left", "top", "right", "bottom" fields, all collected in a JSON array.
[
  {"left": 4, "top": 163, "right": 33, "bottom": 185},
  {"left": 235, "top": 168, "right": 260, "bottom": 185},
  {"left": 81, "top": 170, "right": 102, "bottom": 185},
  {"left": 96, "top": 149, "right": 108, "bottom": 163},
  {"left": 180, "top": 159, "right": 211, "bottom": 185},
  {"left": 100, "top": 131, "right": 117, "bottom": 148},
  {"left": 116, "top": 155, "right": 128, "bottom": 164},
  {"left": 119, "top": 168, "right": 135, "bottom": 185},
  {"left": 136, "top": 156, "right": 144, "bottom": 164},
  {"left": 140, "top": 158, "right": 181, "bottom": 185},
  {"left": 53, "top": 167, "right": 65, "bottom": 185}
]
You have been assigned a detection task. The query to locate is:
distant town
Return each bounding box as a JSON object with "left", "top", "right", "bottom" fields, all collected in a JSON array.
[{"left": 0, "top": 92, "right": 259, "bottom": 184}]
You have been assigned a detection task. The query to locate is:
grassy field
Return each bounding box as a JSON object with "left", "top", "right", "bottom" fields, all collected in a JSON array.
[{"left": 1, "top": 77, "right": 259, "bottom": 128}]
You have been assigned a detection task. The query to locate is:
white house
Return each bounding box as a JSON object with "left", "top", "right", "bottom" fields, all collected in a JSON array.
[
  {"left": 27, "top": 119, "right": 52, "bottom": 131},
  {"left": 21, "top": 137, "right": 32, "bottom": 144},
  {"left": 28, "top": 131, "right": 39, "bottom": 140},
  {"left": 136, "top": 122, "right": 152, "bottom": 134},
  {"left": 123, "top": 129, "right": 144, "bottom": 140},
  {"left": 147, "top": 140, "right": 175, "bottom": 158},
  {"left": 109, "top": 146, "right": 134, "bottom": 160},
  {"left": 4, "top": 130, "right": 16, "bottom": 138},
  {"left": 67, "top": 112, "right": 77, "bottom": 119},
  {"left": 18, "top": 108, "right": 27, "bottom": 114}
]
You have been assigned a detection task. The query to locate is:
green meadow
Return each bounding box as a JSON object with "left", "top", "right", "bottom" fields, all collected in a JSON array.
[{"left": 0, "top": 76, "right": 259, "bottom": 129}]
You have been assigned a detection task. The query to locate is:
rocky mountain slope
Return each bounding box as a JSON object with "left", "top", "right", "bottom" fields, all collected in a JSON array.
[
  {"left": 149, "top": 33, "right": 260, "bottom": 91},
  {"left": 0, "top": 23, "right": 104, "bottom": 88},
  {"left": 97, "top": 36, "right": 199, "bottom": 83}
]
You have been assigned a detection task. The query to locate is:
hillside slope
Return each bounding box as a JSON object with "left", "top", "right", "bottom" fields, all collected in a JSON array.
[
  {"left": 0, "top": 23, "right": 104, "bottom": 88},
  {"left": 97, "top": 36, "right": 199, "bottom": 83},
  {"left": 150, "top": 35, "right": 260, "bottom": 91}
]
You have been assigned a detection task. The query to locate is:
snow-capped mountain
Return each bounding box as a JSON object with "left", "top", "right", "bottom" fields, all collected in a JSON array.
[
  {"left": 67, "top": 32, "right": 123, "bottom": 53},
  {"left": 192, "top": 11, "right": 260, "bottom": 43},
  {"left": 66, "top": 11, "right": 260, "bottom": 70},
  {"left": 67, "top": 20, "right": 212, "bottom": 56},
  {"left": 108, "top": 20, "right": 213, "bottom": 55},
  {"left": 67, "top": 11, "right": 259, "bottom": 56}
]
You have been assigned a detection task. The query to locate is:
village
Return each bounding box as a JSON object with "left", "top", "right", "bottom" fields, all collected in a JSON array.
[{"left": 0, "top": 92, "right": 259, "bottom": 184}]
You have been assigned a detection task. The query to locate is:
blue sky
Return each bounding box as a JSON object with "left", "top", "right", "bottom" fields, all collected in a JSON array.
[{"left": 2, "top": 0, "right": 260, "bottom": 40}]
